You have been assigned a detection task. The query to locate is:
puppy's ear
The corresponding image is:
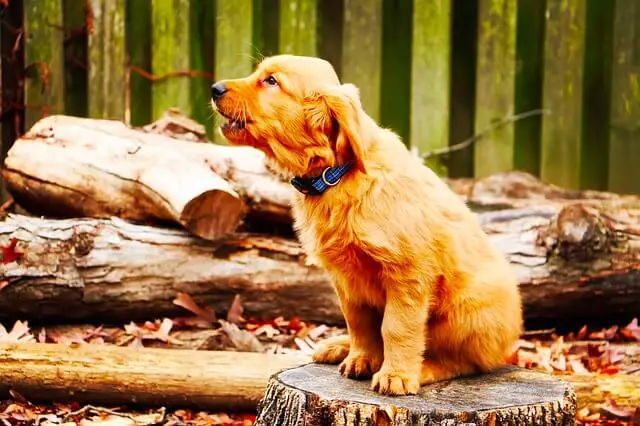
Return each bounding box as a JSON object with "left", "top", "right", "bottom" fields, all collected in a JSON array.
[{"left": 304, "top": 84, "right": 367, "bottom": 173}]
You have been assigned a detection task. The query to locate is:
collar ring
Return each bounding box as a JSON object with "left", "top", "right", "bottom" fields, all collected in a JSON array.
[{"left": 321, "top": 167, "right": 341, "bottom": 186}]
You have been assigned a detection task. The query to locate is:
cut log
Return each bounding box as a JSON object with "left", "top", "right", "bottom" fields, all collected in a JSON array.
[
  {"left": 1, "top": 115, "right": 293, "bottom": 240},
  {"left": 446, "top": 170, "right": 640, "bottom": 210},
  {"left": 0, "top": 342, "right": 309, "bottom": 410},
  {"left": 0, "top": 214, "right": 336, "bottom": 324},
  {"left": 5, "top": 115, "right": 640, "bottom": 239},
  {"left": 1, "top": 200, "right": 640, "bottom": 328},
  {"left": 255, "top": 363, "right": 577, "bottom": 425}
]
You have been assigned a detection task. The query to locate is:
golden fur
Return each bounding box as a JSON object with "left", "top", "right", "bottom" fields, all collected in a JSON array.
[{"left": 212, "top": 54, "right": 523, "bottom": 396}]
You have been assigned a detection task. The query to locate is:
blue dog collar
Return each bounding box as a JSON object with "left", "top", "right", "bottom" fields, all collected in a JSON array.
[{"left": 290, "top": 163, "right": 353, "bottom": 196}]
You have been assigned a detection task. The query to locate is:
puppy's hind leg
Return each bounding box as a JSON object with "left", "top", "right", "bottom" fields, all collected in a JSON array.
[
  {"left": 312, "top": 335, "right": 350, "bottom": 364},
  {"left": 420, "top": 357, "right": 478, "bottom": 385}
]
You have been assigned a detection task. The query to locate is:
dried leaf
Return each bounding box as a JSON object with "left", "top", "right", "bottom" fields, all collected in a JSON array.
[
  {"left": 294, "top": 337, "right": 315, "bottom": 355},
  {"left": 127, "top": 337, "right": 144, "bottom": 348},
  {"left": 0, "top": 320, "right": 33, "bottom": 343},
  {"left": 1, "top": 238, "right": 23, "bottom": 264},
  {"left": 308, "top": 324, "right": 330, "bottom": 341},
  {"left": 156, "top": 318, "right": 174, "bottom": 340},
  {"left": 576, "top": 325, "right": 588, "bottom": 340},
  {"left": 600, "top": 399, "right": 636, "bottom": 420},
  {"left": 622, "top": 318, "right": 640, "bottom": 342},
  {"left": 569, "top": 359, "right": 591, "bottom": 375},
  {"left": 124, "top": 319, "right": 181, "bottom": 345},
  {"left": 172, "top": 292, "right": 216, "bottom": 323},
  {"left": 226, "top": 295, "right": 244, "bottom": 324},
  {"left": 550, "top": 354, "right": 567, "bottom": 371},
  {"left": 219, "top": 320, "right": 264, "bottom": 353},
  {"left": 170, "top": 316, "right": 212, "bottom": 329},
  {"left": 604, "top": 325, "right": 619, "bottom": 341},
  {"left": 254, "top": 324, "right": 280, "bottom": 339}
]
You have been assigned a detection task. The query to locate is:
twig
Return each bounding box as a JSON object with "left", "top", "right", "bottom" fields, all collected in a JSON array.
[
  {"left": 63, "top": 405, "right": 167, "bottom": 424},
  {"left": 422, "top": 109, "right": 550, "bottom": 160},
  {"left": 128, "top": 65, "right": 214, "bottom": 82},
  {"left": 63, "top": 405, "right": 136, "bottom": 421}
]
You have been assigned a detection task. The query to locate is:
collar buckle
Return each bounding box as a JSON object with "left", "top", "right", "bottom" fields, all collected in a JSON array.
[{"left": 321, "top": 167, "right": 341, "bottom": 186}]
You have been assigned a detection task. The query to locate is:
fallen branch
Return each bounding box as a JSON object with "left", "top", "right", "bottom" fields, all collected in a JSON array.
[
  {"left": 422, "top": 109, "right": 550, "bottom": 159},
  {"left": 0, "top": 342, "right": 309, "bottom": 410}
]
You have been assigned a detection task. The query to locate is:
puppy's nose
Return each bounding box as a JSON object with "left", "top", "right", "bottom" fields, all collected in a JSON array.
[{"left": 211, "top": 82, "right": 228, "bottom": 101}]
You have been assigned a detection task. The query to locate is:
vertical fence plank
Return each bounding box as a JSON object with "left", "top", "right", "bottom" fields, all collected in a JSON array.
[
  {"left": 410, "top": 0, "right": 450, "bottom": 175},
  {"left": 88, "top": 0, "right": 126, "bottom": 119},
  {"left": 318, "top": 0, "right": 343, "bottom": 76},
  {"left": 381, "top": 0, "right": 412, "bottom": 148},
  {"left": 125, "top": 0, "right": 152, "bottom": 126},
  {"left": 513, "top": 0, "right": 545, "bottom": 176},
  {"left": 63, "top": 0, "right": 88, "bottom": 119},
  {"left": 448, "top": 0, "right": 478, "bottom": 178},
  {"left": 342, "top": 0, "right": 382, "bottom": 121},
  {"left": 609, "top": 0, "right": 640, "bottom": 194},
  {"left": 540, "top": 0, "right": 586, "bottom": 189},
  {"left": 214, "top": 0, "right": 253, "bottom": 143},
  {"left": 190, "top": 0, "right": 215, "bottom": 138},
  {"left": 1, "top": 0, "right": 24, "bottom": 154},
  {"left": 474, "top": 0, "right": 517, "bottom": 178},
  {"left": 581, "top": 0, "right": 614, "bottom": 191},
  {"left": 23, "top": 0, "right": 64, "bottom": 130},
  {"left": 151, "top": 0, "right": 191, "bottom": 120},
  {"left": 280, "top": 0, "right": 317, "bottom": 56},
  {"left": 254, "top": 0, "right": 279, "bottom": 60}
]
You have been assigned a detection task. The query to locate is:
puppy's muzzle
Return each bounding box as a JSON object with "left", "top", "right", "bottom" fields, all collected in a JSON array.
[{"left": 211, "top": 82, "right": 228, "bottom": 101}]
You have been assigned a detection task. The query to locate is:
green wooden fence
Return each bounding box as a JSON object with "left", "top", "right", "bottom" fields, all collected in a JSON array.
[{"left": 1, "top": 0, "right": 639, "bottom": 194}]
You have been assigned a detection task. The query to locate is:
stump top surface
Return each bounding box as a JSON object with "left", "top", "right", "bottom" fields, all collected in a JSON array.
[{"left": 277, "top": 363, "right": 572, "bottom": 413}]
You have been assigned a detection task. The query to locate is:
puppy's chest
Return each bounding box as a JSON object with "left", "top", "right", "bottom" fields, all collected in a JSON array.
[{"left": 295, "top": 205, "right": 385, "bottom": 307}]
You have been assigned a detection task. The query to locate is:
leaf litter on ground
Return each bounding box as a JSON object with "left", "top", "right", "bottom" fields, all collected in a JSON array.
[
  {"left": 2, "top": 296, "right": 638, "bottom": 426},
  {"left": 0, "top": 396, "right": 255, "bottom": 426}
]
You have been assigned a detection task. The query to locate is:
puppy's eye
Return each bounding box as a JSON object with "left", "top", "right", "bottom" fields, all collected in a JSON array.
[{"left": 264, "top": 75, "right": 279, "bottom": 87}]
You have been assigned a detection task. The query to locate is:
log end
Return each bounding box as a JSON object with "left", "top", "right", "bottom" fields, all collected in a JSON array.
[
  {"left": 255, "top": 364, "right": 576, "bottom": 425},
  {"left": 180, "top": 190, "right": 245, "bottom": 240}
]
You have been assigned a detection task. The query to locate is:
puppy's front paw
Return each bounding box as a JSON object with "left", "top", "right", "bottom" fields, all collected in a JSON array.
[
  {"left": 312, "top": 339, "right": 349, "bottom": 365},
  {"left": 339, "top": 352, "right": 382, "bottom": 379},
  {"left": 371, "top": 369, "right": 420, "bottom": 396}
]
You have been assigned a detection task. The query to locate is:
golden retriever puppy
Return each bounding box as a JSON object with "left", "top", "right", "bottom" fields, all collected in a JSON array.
[{"left": 211, "top": 54, "right": 523, "bottom": 396}]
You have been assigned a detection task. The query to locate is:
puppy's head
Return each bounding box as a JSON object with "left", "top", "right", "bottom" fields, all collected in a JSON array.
[{"left": 211, "top": 54, "right": 367, "bottom": 178}]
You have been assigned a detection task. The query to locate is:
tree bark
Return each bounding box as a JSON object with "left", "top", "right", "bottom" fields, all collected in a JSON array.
[
  {"left": 1, "top": 115, "right": 294, "bottom": 240},
  {"left": 0, "top": 342, "right": 308, "bottom": 411},
  {"left": 255, "top": 363, "right": 577, "bottom": 425},
  {"left": 1, "top": 201, "right": 640, "bottom": 328}
]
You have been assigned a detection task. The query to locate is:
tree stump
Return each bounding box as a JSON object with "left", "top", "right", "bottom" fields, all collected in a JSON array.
[{"left": 255, "top": 364, "right": 576, "bottom": 425}]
